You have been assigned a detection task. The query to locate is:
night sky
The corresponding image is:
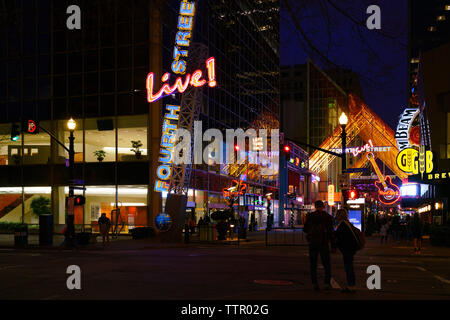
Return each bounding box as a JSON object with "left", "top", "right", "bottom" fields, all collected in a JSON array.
[{"left": 281, "top": 0, "right": 409, "bottom": 130}]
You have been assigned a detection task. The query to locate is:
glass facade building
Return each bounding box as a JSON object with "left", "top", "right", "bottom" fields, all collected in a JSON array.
[{"left": 0, "top": 0, "right": 280, "bottom": 230}]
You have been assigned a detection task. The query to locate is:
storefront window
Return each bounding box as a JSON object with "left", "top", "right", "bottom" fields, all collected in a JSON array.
[
  {"left": 23, "top": 187, "right": 52, "bottom": 225},
  {"left": 85, "top": 117, "right": 115, "bottom": 162},
  {"left": 0, "top": 123, "right": 22, "bottom": 166},
  {"left": 84, "top": 186, "right": 116, "bottom": 230},
  {"left": 118, "top": 115, "right": 147, "bottom": 162},
  {"left": 23, "top": 121, "right": 51, "bottom": 165},
  {"left": 117, "top": 185, "right": 148, "bottom": 231},
  {"left": 0, "top": 187, "right": 23, "bottom": 224},
  {"left": 51, "top": 119, "right": 84, "bottom": 164}
]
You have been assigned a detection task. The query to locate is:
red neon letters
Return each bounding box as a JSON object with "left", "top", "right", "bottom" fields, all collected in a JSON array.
[{"left": 146, "top": 57, "right": 217, "bottom": 103}]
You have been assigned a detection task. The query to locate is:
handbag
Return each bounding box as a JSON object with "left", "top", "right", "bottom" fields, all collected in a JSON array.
[{"left": 344, "top": 220, "right": 365, "bottom": 250}]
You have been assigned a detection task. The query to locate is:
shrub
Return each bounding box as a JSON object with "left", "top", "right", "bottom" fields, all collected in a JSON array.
[
  {"left": 30, "top": 196, "right": 51, "bottom": 216},
  {"left": 0, "top": 222, "right": 23, "bottom": 232}
]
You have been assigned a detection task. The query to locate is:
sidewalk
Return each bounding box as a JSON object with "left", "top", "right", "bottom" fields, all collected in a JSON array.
[{"left": 0, "top": 233, "right": 133, "bottom": 250}]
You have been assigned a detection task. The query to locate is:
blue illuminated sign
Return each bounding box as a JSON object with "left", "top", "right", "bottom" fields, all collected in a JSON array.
[{"left": 348, "top": 210, "right": 362, "bottom": 231}]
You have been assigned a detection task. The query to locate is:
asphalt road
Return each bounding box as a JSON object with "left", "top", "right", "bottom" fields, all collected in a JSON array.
[{"left": 1, "top": 233, "right": 450, "bottom": 300}]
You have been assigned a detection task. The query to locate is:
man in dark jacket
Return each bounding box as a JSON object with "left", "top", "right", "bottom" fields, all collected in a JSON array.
[{"left": 303, "top": 200, "right": 335, "bottom": 291}]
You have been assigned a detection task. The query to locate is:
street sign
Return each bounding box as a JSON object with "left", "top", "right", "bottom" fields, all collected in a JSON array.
[
  {"left": 22, "top": 120, "right": 39, "bottom": 134},
  {"left": 338, "top": 173, "right": 350, "bottom": 189},
  {"left": 69, "top": 179, "right": 85, "bottom": 185},
  {"left": 343, "top": 168, "right": 369, "bottom": 173}
]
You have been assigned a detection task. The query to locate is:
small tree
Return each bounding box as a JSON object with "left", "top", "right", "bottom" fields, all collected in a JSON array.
[
  {"left": 30, "top": 196, "right": 51, "bottom": 216},
  {"left": 93, "top": 150, "right": 106, "bottom": 161},
  {"left": 130, "top": 140, "right": 143, "bottom": 158}
]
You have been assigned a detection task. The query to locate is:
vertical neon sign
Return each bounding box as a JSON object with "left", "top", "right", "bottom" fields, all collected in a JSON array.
[{"left": 171, "top": 1, "right": 196, "bottom": 75}]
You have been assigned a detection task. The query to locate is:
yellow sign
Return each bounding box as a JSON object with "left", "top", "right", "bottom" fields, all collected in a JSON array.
[
  {"left": 396, "top": 147, "right": 433, "bottom": 176},
  {"left": 328, "top": 184, "right": 335, "bottom": 206},
  {"left": 427, "top": 172, "right": 450, "bottom": 180}
]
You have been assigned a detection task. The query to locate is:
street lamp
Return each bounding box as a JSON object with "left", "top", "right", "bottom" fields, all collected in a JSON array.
[
  {"left": 339, "top": 112, "right": 348, "bottom": 172},
  {"left": 339, "top": 112, "right": 348, "bottom": 209},
  {"left": 66, "top": 118, "right": 77, "bottom": 246},
  {"left": 265, "top": 192, "right": 273, "bottom": 231},
  {"left": 67, "top": 118, "right": 76, "bottom": 197}
]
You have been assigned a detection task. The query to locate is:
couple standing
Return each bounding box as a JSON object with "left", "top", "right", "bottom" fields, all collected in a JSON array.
[{"left": 303, "top": 200, "right": 361, "bottom": 293}]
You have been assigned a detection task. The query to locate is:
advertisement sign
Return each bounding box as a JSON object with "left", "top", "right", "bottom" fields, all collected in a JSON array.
[
  {"left": 330, "top": 139, "right": 392, "bottom": 157},
  {"left": 348, "top": 209, "right": 362, "bottom": 231},
  {"left": 395, "top": 108, "right": 420, "bottom": 151},
  {"left": 154, "top": 105, "right": 180, "bottom": 193},
  {"left": 327, "top": 184, "right": 335, "bottom": 206},
  {"left": 396, "top": 147, "right": 434, "bottom": 177},
  {"left": 367, "top": 153, "right": 400, "bottom": 205}
]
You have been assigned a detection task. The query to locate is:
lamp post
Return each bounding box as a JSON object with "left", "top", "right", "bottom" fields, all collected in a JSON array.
[
  {"left": 66, "top": 118, "right": 76, "bottom": 245},
  {"left": 266, "top": 193, "right": 273, "bottom": 231},
  {"left": 67, "top": 118, "right": 76, "bottom": 197},
  {"left": 339, "top": 112, "right": 348, "bottom": 209}
]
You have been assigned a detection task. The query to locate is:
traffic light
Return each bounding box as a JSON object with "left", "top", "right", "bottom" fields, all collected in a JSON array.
[
  {"left": 348, "top": 189, "right": 359, "bottom": 200},
  {"left": 74, "top": 195, "right": 85, "bottom": 206},
  {"left": 10, "top": 124, "right": 20, "bottom": 141},
  {"left": 234, "top": 143, "right": 240, "bottom": 152},
  {"left": 282, "top": 144, "right": 291, "bottom": 157}
]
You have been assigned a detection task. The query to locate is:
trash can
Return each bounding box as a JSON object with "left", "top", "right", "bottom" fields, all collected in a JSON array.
[
  {"left": 14, "top": 224, "right": 28, "bottom": 247},
  {"left": 39, "top": 214, "right": 53, "bottom": 246}
]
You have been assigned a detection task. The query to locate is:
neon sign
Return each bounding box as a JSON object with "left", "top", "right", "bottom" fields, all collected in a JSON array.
[
  {"left": 171, "top": 0, "right": 197, "bottom": 74},
  {"left": 395, "top": 108, "right": 420, "bottom": 151},
  {"left": 396, "top": 147, "right": 433, "bottom": 177},
  {"left": 146, "top": 57, "right": 217, "bottom": 103},
  {"left": 330, "top": 139, "right": 392, "bottom": 157},
  {"left": 27, "top": 120, "right": 38, "bottom": 134},
  {"left": 154, "top": 105, "right": 180, "bottom": 193},
  {"left": 367, "top": 153, "right": 400, "bottom": 205},
  {"left": 222, "top": 180, "right": 247, "bottom": 199},
  {"left": 327, "top": 184, "right": 335, "bottom": 206}
]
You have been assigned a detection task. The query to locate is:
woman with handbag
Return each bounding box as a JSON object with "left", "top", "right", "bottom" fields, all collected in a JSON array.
[{"left": 335, "top": 208, "right": 359, "bottom": 293}]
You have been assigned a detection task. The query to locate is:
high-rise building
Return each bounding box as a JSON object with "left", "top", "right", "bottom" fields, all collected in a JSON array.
[
  {"left": 0, "top": 0, "right": 280, "bottom": 232},
  {"left": 409, "top": 0, "right": 450, "bottom": 88},
  {"left": 280, "top": 60, "right": 348, "bottom": 154}
]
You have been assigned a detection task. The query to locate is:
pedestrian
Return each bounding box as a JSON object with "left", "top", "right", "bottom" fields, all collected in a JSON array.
[
  {"left": 187, "top": 215, "right": 196, "bottom": 235},
  {"left": 391, "top": 214, "right": 401, "bottom": 243},
  {"left": 335, "top": 209, "right": 358, "bottom": 293},
  {"left": 303, "top": 200, "right": 335, "bottom": 291},
  {"left": 98, "top": 213, "right": 111, "bottom": 246},
  {"left": 62, "top": 215, "right": 77, "bottom": 248},
  {"left": 412, "top": 213, "right": 424, "bottom": 254},
  {"left": 405, "top": 215, "right": 413, "bottom": 245},
  {"left": 380, "top": 221, "right": 389, "bottom": 244}
]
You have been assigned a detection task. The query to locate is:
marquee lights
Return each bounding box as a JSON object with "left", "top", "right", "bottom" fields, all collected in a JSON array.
[
  {"left": 154, "top": 105, "right": 180, "bottom": 193},
  {"left": 146, "top": 57, "right": 217, "bottom": 103}
]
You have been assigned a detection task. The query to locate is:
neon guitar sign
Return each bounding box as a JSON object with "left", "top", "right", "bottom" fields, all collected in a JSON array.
[{"left": 367, "top": 153, "right": 400, "bottom": 205}]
